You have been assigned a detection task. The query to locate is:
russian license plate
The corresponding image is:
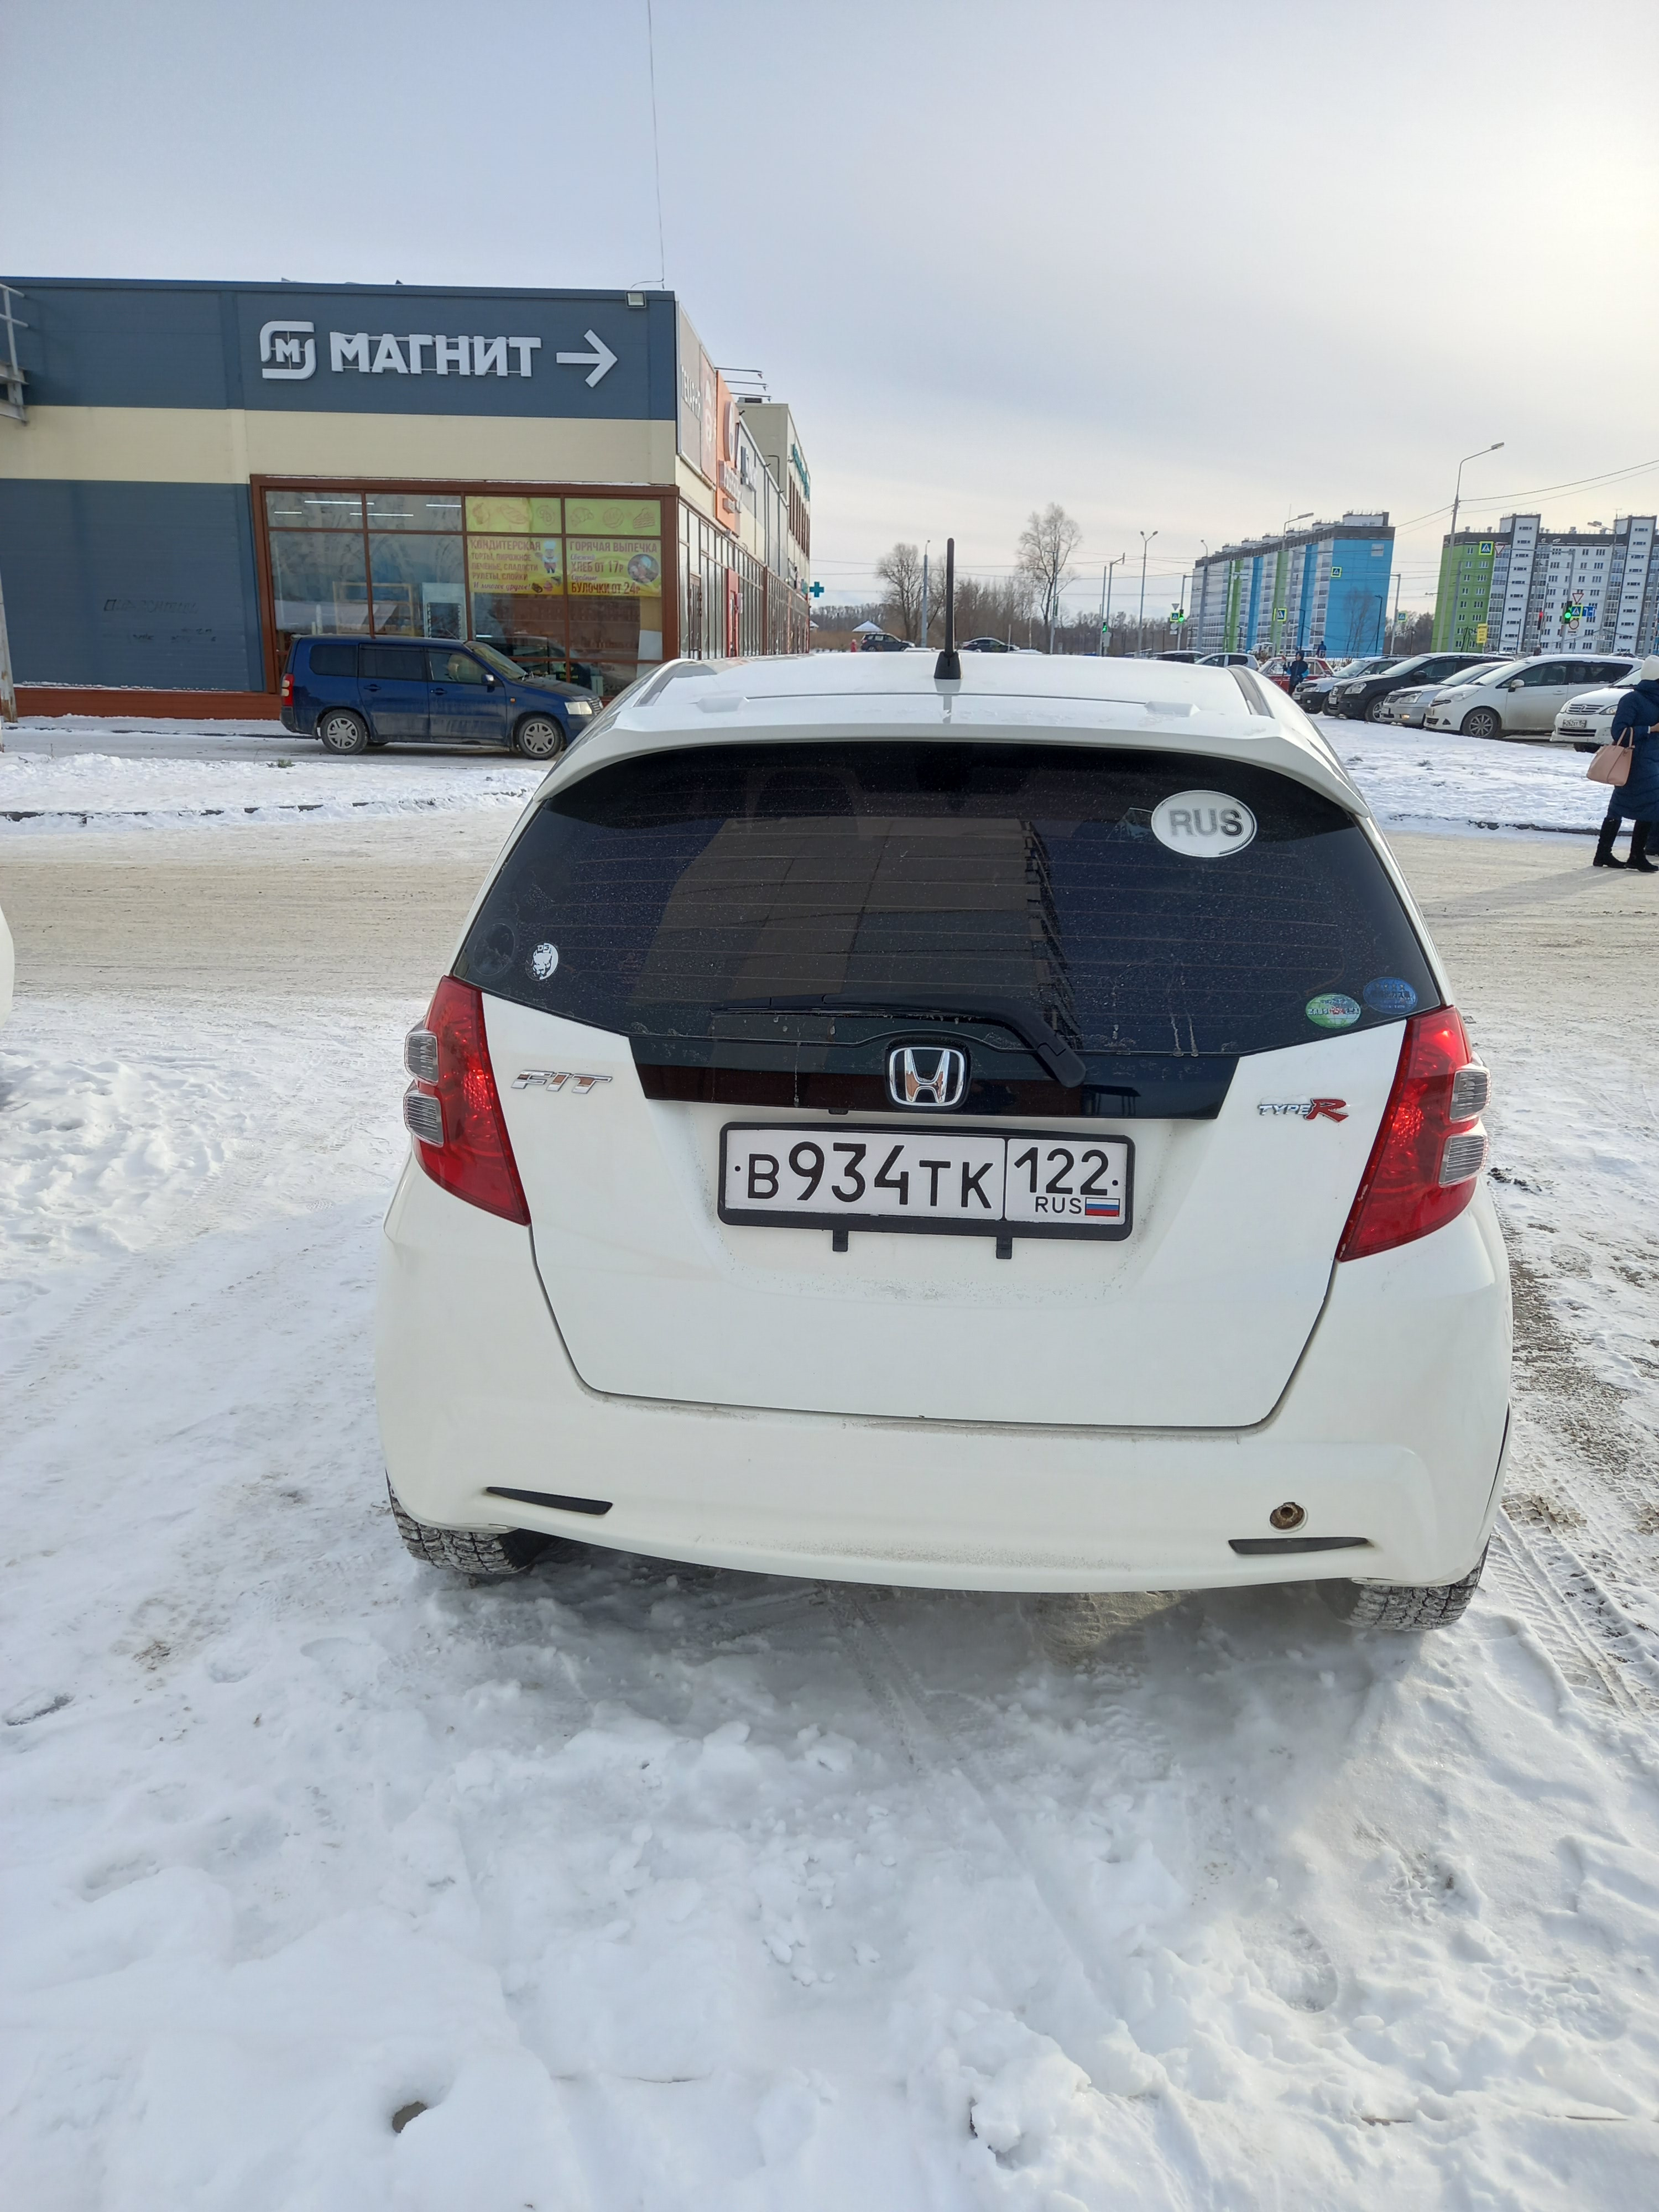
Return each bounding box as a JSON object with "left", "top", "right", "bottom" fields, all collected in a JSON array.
[{"left": 719, "top": 1124, "right": 1134, "bottom": 1241}]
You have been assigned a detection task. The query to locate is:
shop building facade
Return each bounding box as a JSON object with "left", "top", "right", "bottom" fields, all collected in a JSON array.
[{"left": 0, "top": 279, "right": 810, "bottom": 713}]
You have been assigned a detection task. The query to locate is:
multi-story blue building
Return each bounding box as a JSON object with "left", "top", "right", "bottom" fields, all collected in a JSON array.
[{"left": 1190, "top": 513, "right": 1394, "bottom": 659}]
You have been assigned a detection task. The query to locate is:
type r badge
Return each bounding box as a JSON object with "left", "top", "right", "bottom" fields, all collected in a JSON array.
[
  {"left": 513, "top": 1071, "right": 613, "bottom": 1093},
  {"left": 1258, "top": 1098, "right": 1348, "bottom": 1122}
]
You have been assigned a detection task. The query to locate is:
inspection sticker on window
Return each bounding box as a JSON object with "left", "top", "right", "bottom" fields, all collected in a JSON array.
[{"left": 1150, "top": 791, "right": 1257, "bottom": 858}]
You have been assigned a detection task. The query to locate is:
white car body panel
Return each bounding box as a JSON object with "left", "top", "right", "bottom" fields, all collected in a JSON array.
[
  {"left": 1550, "top": 682, "right": 1629, "bottom": 746},
  {"left": 493, "top": 1000, "right": 1404, "bottom": 1427},
  {"left": 375, "top": 1163, "right": 1511, "bottom": 1593},
  {"left": 375, "top": 654, "right": 1507, "bottom": 1594}
]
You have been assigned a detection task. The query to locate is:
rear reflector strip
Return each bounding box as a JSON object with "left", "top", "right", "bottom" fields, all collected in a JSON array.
[
  {"left": 1228, "top": 1536, "right": 1370, "bottom": 1555},
  {"left": 485, "top": 1486, "right": 613, "bottom": 1517}
]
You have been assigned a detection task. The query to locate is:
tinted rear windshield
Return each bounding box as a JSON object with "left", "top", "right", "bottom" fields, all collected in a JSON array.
[{"left": 457, "top": 742, "right": 1437, "bottom": 1057}]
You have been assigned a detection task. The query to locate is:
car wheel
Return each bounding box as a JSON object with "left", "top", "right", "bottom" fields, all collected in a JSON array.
[
  {"left": 1318, "top": 1544, "right": 1487, "bottom": 1632},
  {"left": 514, "top": 714, "right": 565, "bottom": 761},
  {"left": 1460, "top": 706, "right": 1501, "bottom": 741},
  {"left": 1363, "top": 696, "right": 1390, "bottom": 723},
  {"left": 317, "top": 708, "right": 369, "bottom": 755},
  {"left": 386, "top": 1478, "right": 581, "bottom": 1579},
  {"left": 1573, "top": 742, "right": 1598, "bottom": 754}
]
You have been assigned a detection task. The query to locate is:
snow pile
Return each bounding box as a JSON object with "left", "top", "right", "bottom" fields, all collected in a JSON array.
[
  {"left": 7, "top": 985, "right": 1659, "bottom": 2206},
  {"left": 1319, "top": 718, "right": 1613, "bottom": 836},
  {"left": 0, "top": 749, "right": 544, "bottom": 833}
]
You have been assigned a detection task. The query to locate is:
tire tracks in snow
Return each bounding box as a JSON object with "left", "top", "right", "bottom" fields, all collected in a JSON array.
[
  {"left": 821, "top": 1583, "right": 1165, "bottom": 2059},
  {"left": 1489, "top": 1242, "right": 1659, "bottom": 1723}
]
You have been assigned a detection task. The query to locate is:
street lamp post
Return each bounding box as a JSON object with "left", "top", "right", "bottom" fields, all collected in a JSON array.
[
  {"left": 1099, "top": 553, "right": 1125, "bottom": 656},
  {"left": 1136, "top": 530, "right": 1158, "bottom": 656},
  {"left": 1444, "top": 442, "right": 1504, "bottom": 649}
]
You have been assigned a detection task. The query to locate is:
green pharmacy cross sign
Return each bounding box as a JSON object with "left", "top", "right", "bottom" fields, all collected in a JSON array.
[{"left": 810, "top": 581, "right": 825, "bottom": 598}]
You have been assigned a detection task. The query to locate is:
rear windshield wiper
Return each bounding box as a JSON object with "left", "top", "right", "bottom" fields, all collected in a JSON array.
[{"left": 719, "top": 994, "right": 1087, "bottom": 1088}]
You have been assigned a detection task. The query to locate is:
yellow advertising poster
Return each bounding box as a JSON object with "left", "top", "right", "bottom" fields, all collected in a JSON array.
[
  {"left": 567, "top": 538, "right": 663, "bottom": 598},
  {"left": 465, "top": 495, "right": 530, "bottom": 533},
  {"left": 468, "top": 535, "right": 563, "bottom": 596},
  {"left": 565, "top": 498, "right": 660, "bottom": 538}
]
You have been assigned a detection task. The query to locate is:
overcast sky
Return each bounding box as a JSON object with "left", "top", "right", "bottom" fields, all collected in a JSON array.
[{"left": 10, "top": 0, "right": 1659, "bottom": 617}]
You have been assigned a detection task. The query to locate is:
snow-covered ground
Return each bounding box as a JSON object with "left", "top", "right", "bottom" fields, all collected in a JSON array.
[
  {"left": 4, "top": 726, "right": 1659, "bottom": 2208},
  {"left": 0, "top": 742, "right": 543, "bottom": 834},
  {"left": 0, "top": 712, "right": 1615, "bottom": 838}
]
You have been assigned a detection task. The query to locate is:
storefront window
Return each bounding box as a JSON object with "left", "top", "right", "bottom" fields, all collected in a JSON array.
[
  {"left": 263, "top": 480, "right": 678, "bottom": 692},
  {"left": 366, "top": 491, "right": 463, "bottom": 532},
  {"left": 265, "top": 489, "right": 363, "bottom": 531},
  {"left": 270, "top": 529, "right": 371, "bottom": 638},
  {"left": 369, "top": 532, "right": 467, "bottom": 638}
]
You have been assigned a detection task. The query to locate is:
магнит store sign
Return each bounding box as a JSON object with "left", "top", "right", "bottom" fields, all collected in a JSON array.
[{"left": 258, "top": 320, "right": 617, "bottom": 384}]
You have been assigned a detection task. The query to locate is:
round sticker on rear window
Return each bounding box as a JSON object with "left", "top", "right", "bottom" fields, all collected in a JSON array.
[
  {"left": 1363, "top": 975, "right": 1418, "bottom": 1014},
  {"left": 529, "top": 942, "right": 560, "bottom": 981},
  {"left": 1150, "top": 791, "right": 1257, "bottom": 858},
  {"left": 1306, "top": 992, "right": 1363, "bottom": 1030}
]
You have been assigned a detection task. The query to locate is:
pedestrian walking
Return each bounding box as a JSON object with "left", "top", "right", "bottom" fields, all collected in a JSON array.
[
  {"left": 1287, "top": 650, "right": 1309, "bottom": 691},
  {"left": 1592, "top": 655, "right": 1659, "bottom": 872}
]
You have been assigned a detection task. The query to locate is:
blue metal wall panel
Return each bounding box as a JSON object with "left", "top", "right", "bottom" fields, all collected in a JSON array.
[
  {"left": 9, "top": 279, "right": 677, "bottom": 422},
  {"left": 1244, "top": 557, "right": 1262, "bottom": 649},
  {"left": 0, "top": 479, "right": 265, "bottom": 689},
  {"left": 1324, "top": 534, "right": 1392, "bottom": 656}
]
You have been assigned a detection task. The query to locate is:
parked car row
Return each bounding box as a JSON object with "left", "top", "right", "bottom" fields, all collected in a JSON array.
[{"left": 1293, "top": 645, "right": 1648, "bottom": 746}]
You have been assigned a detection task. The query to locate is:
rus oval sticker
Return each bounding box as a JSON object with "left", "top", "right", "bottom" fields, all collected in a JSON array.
[{"left": 1150, "top": 791, "right": 1257, "bottom": 858}]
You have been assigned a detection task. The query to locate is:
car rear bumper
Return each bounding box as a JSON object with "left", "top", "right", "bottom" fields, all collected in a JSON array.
[{"left": 375, "top": 1162, "right": 1513, "bottom": 1595}]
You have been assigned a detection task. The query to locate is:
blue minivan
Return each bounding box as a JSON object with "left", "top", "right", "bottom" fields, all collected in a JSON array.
[{"left": 280, "top": 637, "right": 597, "bottom": 759}]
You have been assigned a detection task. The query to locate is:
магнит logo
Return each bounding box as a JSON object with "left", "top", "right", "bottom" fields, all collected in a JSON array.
[{"left": 259, "top": 320, "right": 316, "bottom": 380}]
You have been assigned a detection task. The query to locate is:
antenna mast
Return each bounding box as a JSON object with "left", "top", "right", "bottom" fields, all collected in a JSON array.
[{"left": 933, "top": 538, "right": 961, "bottom": 682}]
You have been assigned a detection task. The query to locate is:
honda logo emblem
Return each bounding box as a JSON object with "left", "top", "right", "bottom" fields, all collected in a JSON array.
[{"left": 886, "top": 1045, "right": 969, "bottom": 1110}]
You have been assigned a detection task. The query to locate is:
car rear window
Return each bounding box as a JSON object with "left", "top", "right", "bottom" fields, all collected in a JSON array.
[
  {"left": 457, "top": 742, "right": 1438, "bottom": 1058},
  {"left": 307, "top": 643, "right": 356, "bottom": 678}
]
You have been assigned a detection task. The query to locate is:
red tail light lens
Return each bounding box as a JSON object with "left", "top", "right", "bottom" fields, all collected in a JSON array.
[
  {"left": 404, "top": 977, "right": 530, "bottom": 1225},
  {"left": 1337, "top": 1008, "right": 1489, "bottom": 1262},
  {"left": 280, "top": 672, "right": 294, "bottom": 703}
]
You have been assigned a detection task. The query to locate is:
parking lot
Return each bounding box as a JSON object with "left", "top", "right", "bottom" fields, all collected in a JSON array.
[{"left": 4, "top": 719, "right": 1659, "bottom": 2206}]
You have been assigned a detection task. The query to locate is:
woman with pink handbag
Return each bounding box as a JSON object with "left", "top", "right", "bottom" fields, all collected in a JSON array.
[{"left": 1592, "top": 655, "right": 1659, "bottom": 871}]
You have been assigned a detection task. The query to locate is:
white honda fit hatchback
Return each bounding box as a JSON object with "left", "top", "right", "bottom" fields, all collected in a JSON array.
[{"left": 376, "top": 654, "right": 1511, "bottom": 1630}]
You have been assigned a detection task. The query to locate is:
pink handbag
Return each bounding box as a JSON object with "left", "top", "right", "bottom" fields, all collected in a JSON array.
[{"left": 1587, "top": 738, "right": 1632, "bottom": 786}]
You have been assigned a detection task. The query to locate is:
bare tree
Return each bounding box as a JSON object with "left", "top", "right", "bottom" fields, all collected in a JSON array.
[
  {"left": 1016, "top": 504, "right": 1084, "bottom": 651},
  {"left": 874, "top": 542, "right": 926, "bottom": 641}
]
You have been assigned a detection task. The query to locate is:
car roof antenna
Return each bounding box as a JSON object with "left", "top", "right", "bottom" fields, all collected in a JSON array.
[{"left": 933, "top": 537, "right": 961, "bottom": 682}]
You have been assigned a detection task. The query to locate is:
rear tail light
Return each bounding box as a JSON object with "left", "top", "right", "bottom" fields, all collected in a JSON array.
[
  {"left": 1337, "top": 1008, "right": 1489, "bottom": 1262},
  {"left": 280, "top": 672, "right": 294, "bottom": 703},
  {"left": 402, "top": 977, "right": 530, "bottom": 1225}
]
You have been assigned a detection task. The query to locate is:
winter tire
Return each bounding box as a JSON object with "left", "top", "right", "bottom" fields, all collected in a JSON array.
[
  {"left": 386, "top": 1477, "right": 576, "bottom": 1578},
  {"left": 1363, "top": 696, "right": 1390, "bottom": 723},
  {"left": 1318, "top": 1543, "right": 1488, "bottom": 1632},
  {"left": 514, "top": 714, "right": 565, "bottom": 761},
  {"left": 1460, "top": 707, "right": 1501, "bottom": 742},
  {"left": 1573, "top": 742, "right": 1598, "bottom": 754},
  {"left": 318, "top": 709, "right": 370, "bottom": 755}
]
